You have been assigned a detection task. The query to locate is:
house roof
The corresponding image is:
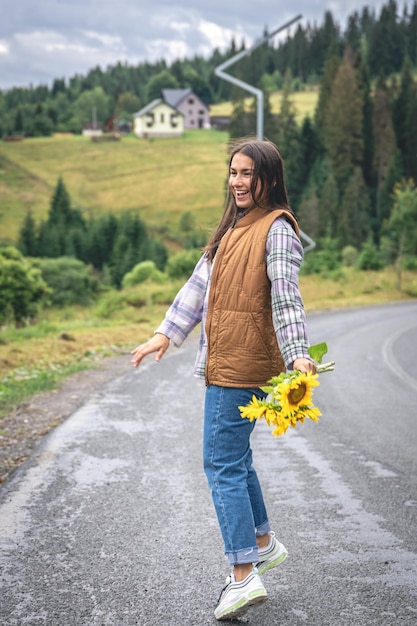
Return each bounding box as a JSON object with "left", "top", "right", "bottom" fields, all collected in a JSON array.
[
  {"left": 133, "top": 98, "right": 162, "bottom": 117},
  {"left": 161, "top": 88, "right": 194, "bottom": 108},
  {"left": 133, "top": 98, "right": 184, "bottom": 118}
]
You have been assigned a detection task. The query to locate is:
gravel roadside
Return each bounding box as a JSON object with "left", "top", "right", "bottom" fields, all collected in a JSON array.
[{"left": 0, "top": 352, "right": 131, "bottom": 485}]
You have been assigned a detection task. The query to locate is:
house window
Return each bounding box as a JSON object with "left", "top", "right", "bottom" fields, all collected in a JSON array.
[
  {"left": 188, "top": 98, "right": 194, "bottom": 104},
  {"left": 160, "top": 113, "right": 165, "bottom": 123},
  {"left": 199, "top": 110, "right": 205, "bottom": 115},
  {"left": 146, "top": 112, "right": 154, "bottom": 127}
]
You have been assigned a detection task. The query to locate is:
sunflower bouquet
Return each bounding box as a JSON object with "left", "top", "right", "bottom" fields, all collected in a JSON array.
[{"left": 239, "top": 343, "right": 335, "bottom": 437}]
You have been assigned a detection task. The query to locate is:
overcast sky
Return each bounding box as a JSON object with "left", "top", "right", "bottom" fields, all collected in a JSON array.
[{"left": 0, "top": 1, "right": 413, "bottom": 91}]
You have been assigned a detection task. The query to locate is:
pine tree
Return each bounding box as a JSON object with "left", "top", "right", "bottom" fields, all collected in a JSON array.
[
  {"left": 356, "top": 55, "right": 374, "bottom": 187},
  {"left": 406, "top": 1, "right": 417, "bottom": 63},
  {"left": 379, "top": 149, "right": 404, "bottom": 236},
  {"left": 288, "top": 25, "right": 309, "bottom": 81},
  {"left": 388, "top": 179, "right": 417, "bottom": 289},
  {"left": 48, "top": 177, "right": 72, "bottom": 227},
  {"left": 274, "top": 76, "right": 303, "bottom": 210},
  {"left": 338, "top": 167, "right": 371, "bottom": 247},
  {"left": 373, "top": 75, "right": 397, "bottom": 230},
  {"left": 258, "top": 77, "right": 278, "bottom": 142},
  {"left": 323, "top": 57, "right": 364, "bottom": 193},
  {"left": 345, "top": 12, "right": 362, "bottom": 53},
  {"left": 37, "top": 221, "right": 63, "bottom": 258},
  {"left": 18, "top": 211, "right": 38, "bottom": 256},
  {"left": 392, "top": 58, "right": 417, "bottom": 180},
  {"left": 367, "top": 0, "right": 404, "bottom": 76},
  {"left": 318, "top": 171, "right": 339, "bottom": 238},
  {"left": 229, "top": 95, "right": 255, "bottom": 139},
  {"left": 297, "top": 185, "right": 320, "bottom": 240},
  {"left": 14, "top": 108, "right": 23, "bottom": 134},
  {"left": 298, "top": 117, "right": 320, "bottom": 195},
  {"left": 314, "top": 54, "right": 340, "bottom": 150}
]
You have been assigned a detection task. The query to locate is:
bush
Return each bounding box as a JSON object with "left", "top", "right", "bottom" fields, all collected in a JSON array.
[
  {"left": 0, "top": 247, "right": 50, "bottom": 325},
  {"left": 166, "top": 248, "right": 202, "bottom": 279},
  {"left": 34, "top": 257, "right": 100, "bottom": 306},
  {"left": 341, "top": 245, "right": 358, "bottom": 267},
  {"left": 402, "top": 255, "right": 417, "bottom": 270},
  {"left": 379, "top": 236, "right": 396, "bottom": 266},
  {"left": 122, "top": 260, "right": 167, "bottom": 288},
  {"left": 301, "top": 237, "right": 341, "bottom": 276},
  {"left": 355, "top": 239, "right": 383, "bottom": 271}
]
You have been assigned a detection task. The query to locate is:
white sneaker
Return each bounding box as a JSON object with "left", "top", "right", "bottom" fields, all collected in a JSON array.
[
  {"left": 214, "top": 569, "right": 267, "bottom": 621},
  {"left": 255, "top": 531, "right": 288, "bottom": 575}
]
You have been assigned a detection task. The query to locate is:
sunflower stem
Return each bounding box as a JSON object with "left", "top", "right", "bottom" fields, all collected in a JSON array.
[{"left": 317, "top": 361, "right": 335, "bottom": 373}]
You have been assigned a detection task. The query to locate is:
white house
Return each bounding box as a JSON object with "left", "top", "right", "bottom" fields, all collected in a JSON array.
[
  {"left": 161, "top": 89, "right": 210, "bottom": 130},
  {"left": 133, "top": 99, "right": 184, "bottom": 138}
]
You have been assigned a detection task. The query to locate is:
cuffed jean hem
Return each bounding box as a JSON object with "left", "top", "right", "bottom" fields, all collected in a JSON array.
[
  {"left": 256, "top": 520, "right": 271, "bottom": 537},
  {"left": 227, "top": 546, "right": 259, "bottom": 566}
]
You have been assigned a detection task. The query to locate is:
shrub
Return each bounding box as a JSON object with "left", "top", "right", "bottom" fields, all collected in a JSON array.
[
  {"left": 166, "top": 248, "right": 202, "bottom": 279},
  {"left": 34, "top": 257, "right": 100, "bottom": 306},
  {"left": 301, "top": 237, "right": 341, "bottom": 276},
  {"left": 341, "top": 245, "right": 358, "bottom": 267},
  {"left": 0, "top": 246, "right": 50, "bottom": 325},
  {"left": 355, "top": 239, "right": 383, "bottom": 270},
  {"left": 402, "top": 255, "right": 417, "bottom": 270},
  {"left": 122, "top": 260, "right": 167, "bottom": 288}
]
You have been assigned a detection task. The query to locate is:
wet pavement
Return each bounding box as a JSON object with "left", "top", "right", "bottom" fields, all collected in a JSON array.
[{"left": 1, "top": 301, "right": 417, "bottom": 625}]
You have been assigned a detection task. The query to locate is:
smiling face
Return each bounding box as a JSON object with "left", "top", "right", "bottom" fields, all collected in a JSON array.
[{"left": 229, "top": 152, "right": 261, "bottom": 211}]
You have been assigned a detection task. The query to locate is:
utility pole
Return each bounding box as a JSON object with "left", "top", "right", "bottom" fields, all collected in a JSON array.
[
  {"left": 214, "top": 16, "right": 302, "bottom": 140},
  {"left": 214, "top": 16, "right": 316, "bottom": 253}
]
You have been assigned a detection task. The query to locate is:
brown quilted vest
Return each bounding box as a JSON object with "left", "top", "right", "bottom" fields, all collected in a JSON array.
[{"left": 205, "top": 207, "right": 299, "bottom": 387}]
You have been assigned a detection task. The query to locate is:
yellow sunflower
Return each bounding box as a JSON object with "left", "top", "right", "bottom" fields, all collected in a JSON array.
[
  {"left": 238, "top": 396, "right": 268, "bottom": 422},
  {"left": 277, "top": 371, "right": 320, "bottom": 417}
]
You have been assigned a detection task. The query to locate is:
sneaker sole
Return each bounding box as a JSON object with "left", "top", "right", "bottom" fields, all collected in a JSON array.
[
  {"left": 215, "top": 589, "right": 268, "bottom": 621},
  {"left": 256, "top": 549, "right": 288, "bottom": 576}
]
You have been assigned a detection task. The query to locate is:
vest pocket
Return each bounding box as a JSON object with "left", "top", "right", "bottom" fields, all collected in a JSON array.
[{"left": 210, "top": 310, "right": 279, "bottom": 383}]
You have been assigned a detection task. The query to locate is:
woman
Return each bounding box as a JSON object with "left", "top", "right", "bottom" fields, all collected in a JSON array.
[{"left": 131, "top": 137, "right": 316, "bottom": 621}]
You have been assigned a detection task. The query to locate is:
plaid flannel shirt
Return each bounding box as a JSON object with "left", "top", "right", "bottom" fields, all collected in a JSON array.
[{"left": 155, "top": 216, "right": 311, "bottom": 379}]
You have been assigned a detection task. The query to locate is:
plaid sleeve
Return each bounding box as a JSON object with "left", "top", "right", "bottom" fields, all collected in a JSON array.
[
  {"left": 155, "top": 254, "right": 209, "bottom": 347},
  {"left": 266, "top": 217, "right": 311, "bottom": 369}
]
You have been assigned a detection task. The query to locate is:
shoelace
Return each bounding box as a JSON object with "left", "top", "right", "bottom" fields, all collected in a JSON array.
[{"left": 216, "top": 578, "right": 232, "bottom": 604}]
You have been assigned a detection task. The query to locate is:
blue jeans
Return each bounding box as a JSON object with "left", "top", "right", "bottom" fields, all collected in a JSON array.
[{"left": 203, "top": 385, "right": 271, "bottom": 566}]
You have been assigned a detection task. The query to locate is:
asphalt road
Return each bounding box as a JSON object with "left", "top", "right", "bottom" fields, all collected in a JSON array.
[{"left": 1, "top": 301, "right": 417, "bottom": 626}]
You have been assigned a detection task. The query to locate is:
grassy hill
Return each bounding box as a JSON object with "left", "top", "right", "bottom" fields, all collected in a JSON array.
[
  {"left": 0, "top": 130, "right": 230, "bottom": 243},
  {"left": 0, "top": 89, "right": 318, "bottom": 243},
  {"left": 210, "top": 88, "right": 318, "bottom": 124}
]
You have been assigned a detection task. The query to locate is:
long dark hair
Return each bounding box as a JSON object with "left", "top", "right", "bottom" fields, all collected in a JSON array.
[{"left": 204, "top": 137, "right": 294, "bottom": 261}]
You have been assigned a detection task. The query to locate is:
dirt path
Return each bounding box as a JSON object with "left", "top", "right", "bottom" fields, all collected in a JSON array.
[{"left": 0, "top": 353, "right": 130, "bottom": 485}]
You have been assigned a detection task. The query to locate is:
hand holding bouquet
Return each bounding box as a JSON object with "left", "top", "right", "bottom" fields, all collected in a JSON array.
[{"left": 239, "top": 343, "right": 335, "bottom": 437}]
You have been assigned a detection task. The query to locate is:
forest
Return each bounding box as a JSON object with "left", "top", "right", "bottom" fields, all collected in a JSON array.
[
  {"left": 0, "top": 1, "right": 416, "bottom": 136},
  {"left": 1, "top": 0, "right": 417, "bottom": 327}
]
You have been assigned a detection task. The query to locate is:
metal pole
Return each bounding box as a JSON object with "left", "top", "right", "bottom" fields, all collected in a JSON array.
[
  {"left": 214, "top": 15, "right": 302, "bottom": 139},
  {"left": 214, "top": 15, "right": 316, "bottom": 252}
]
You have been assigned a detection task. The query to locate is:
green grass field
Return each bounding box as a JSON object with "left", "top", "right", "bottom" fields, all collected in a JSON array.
[
  {"left": 0, "top": 88, "right": 318, "bottom": 243},
  {"left": 0, "top": 130, "right": 230, "bottom": 242},
  {"left": 210, "top": 88, "right": 318, "bottom": 124}
]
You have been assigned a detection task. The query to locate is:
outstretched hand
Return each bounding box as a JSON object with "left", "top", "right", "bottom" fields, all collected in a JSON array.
[{"left": 130, "top": 333, "right": 170, "bottom": 368}]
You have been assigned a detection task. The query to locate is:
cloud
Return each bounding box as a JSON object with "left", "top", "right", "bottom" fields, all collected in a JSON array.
[
  {"left": 0, "top": 41, "right": 10, "bottom": 55},
  {"left": 144, "top": 38, "right": 190, "bottom": 63},
  {"left": 197, "top": 20, "right": 248, "bottom": 51},
  {"left": 0, "top": 1, "right": 414, "bottom": 89}
]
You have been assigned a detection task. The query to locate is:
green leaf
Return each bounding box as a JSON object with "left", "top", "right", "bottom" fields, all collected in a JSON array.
[{"left": 308, "top": 342, "right": 328, "bottom": 364}]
